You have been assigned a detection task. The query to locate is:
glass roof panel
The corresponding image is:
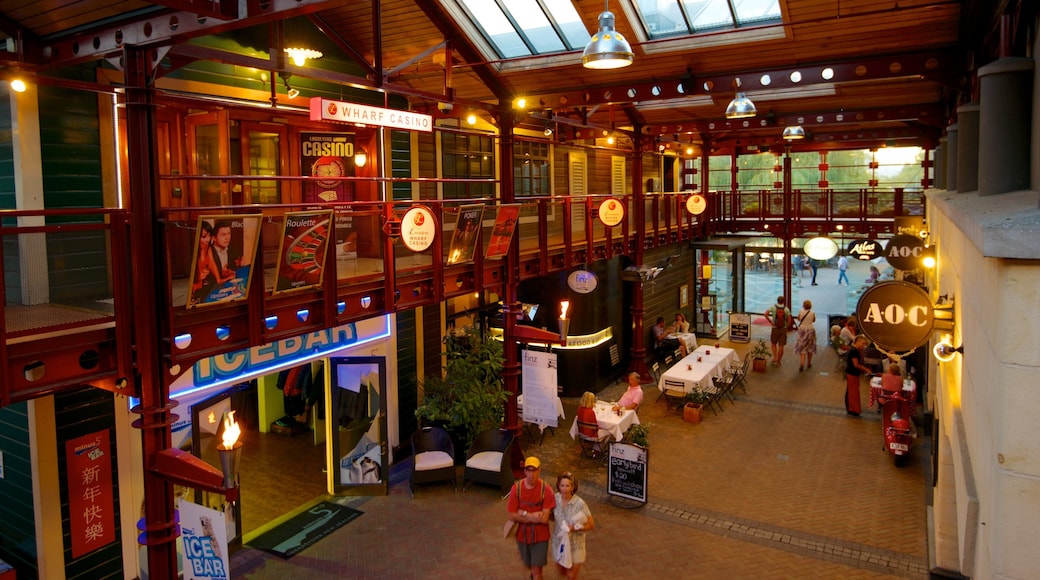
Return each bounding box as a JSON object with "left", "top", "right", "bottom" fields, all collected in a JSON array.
[
  {"left": 502, "top": 0, "right": 565, "bottom": 53},
  {"left": 457, "top": 0, "right": 591, "bottom": 60},
  {"left": 685, "top": 0, "right": 735, "bottom": 30},
  {"left": 733, "top": 0, "right": 782, "bottom": 24},
  {"left": 635, "top": 0, "right": 781, "bottom": 39}
]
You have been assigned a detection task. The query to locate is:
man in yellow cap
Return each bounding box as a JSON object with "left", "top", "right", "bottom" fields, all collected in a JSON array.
[{"left": 507, "top": 456, "right": 556, "bottom": 579}]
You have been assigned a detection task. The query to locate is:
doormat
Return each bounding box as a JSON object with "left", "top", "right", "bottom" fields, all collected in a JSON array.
[{"left": 246, "top": 501, "right": 363, "bottom": 558}]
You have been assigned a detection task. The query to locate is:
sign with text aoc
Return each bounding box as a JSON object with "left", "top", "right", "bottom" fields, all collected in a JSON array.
[
  {"left": 608, "top": 441, "right": 647, "bottom": 504},
  {"left": 855, "top": 281, "right": 934, "bottom": 351}
]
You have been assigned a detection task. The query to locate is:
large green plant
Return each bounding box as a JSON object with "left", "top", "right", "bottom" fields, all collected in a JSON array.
[{"left": 415, "top": 326, "right": 507, "bottom": 447}]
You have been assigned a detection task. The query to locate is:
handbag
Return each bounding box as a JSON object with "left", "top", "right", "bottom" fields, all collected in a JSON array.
[{"left": 502, "top": 519, "right": 517, "bottom": 540}]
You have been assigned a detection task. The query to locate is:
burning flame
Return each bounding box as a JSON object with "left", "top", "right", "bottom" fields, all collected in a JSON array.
[
  {"left": 220, "top": 411, "right": 241, "bottom": 450},
  {"left": 560, "top": 300, "right": 570, "bottom": 320}
]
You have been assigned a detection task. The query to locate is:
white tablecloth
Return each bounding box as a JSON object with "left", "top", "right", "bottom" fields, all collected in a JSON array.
[
  {"left": 868, "top": 377, "right": 916, "bottom": 409},
  {"left": 666, "top": 332, "right": 698, "bottom": 352},
  {"left": 517, "top": 394, "right": 566, "bottom": 432},
  {"left": 657, "top": 346, "right": 740, "bottom": 396},
  {"left": 569, "top": 401, "right": 639, "bottom": 442}
]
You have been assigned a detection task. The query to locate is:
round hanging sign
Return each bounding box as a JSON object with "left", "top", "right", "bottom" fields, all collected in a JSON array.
[
  {"left": 847, "top": 238, "right": 881, "bottom": 260},
  {"left": 855, "top": 281, "right": 934, "bottom": 351},
  {"left": 884, "top": 234, "right": 926, "bottom": 271},
  {"left": 567, "top": 270, "right": 599, "bottom": 294},
  {"left": 598, "top": 198, "right": 625, "bottom": 227},
  {"left": 400, "top": 206, "right": 436, "bottom": 252},
  {"left": 685, "top": 193, "right": 707, "bottom": 215},
  {"left": 803, "top": 237, "right": 839, "bottom": 261}
]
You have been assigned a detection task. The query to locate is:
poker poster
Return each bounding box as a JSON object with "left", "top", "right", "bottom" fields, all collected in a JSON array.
[
  {"left": 301, "top": 132, "right": 355, "bottom": 203},
  {"left": 485, "top": 204, "right": 520, "bottom": 259},
  {"left": 187, "top": 215, "right": 262, "bottom": 308},
  {"left": 274, "top": 210, "right": 334, "bottom": 294},
  {"left": 445, "top": 204, "right": 484, "bottom": 265}
]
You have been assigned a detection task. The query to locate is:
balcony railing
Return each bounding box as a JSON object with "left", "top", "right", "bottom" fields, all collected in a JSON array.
[{"left": 1, "top": 183, "right": 915, "bottom": 405}]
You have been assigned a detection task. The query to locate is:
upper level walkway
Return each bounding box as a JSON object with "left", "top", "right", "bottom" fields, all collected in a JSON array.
[{"left": 0, "top": 187, "right": 922, "bottom": 406}]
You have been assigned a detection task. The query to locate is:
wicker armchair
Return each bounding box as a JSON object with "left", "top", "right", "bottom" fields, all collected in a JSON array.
[
  {"left": 463, "top": 428, "right": 517, "bottom": 494},
  {"left": 409, "top": 426, "right": 457, "bottom": 497}
]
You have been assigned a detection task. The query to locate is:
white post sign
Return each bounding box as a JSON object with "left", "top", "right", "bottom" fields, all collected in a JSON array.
[
  {"left": 179, "top": 499, "right": 231, "bottom": 580},
  {"left": 521, "top": 349, "right": 559, "bottom": 428}
]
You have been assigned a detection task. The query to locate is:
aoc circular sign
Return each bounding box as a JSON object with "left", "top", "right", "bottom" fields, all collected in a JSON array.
[
  {"left": 567, "top": 270, "right": 599, "bottom": 294},
  {"left": 803, "top": 237, "right": 839, "bottom": 261},
  {"left": 400, "top": 206, "right": 436, "bottom": 252},
  {"left": 855, "top": 281, "right": 934, "bottom": 351},
  {"left": 847, "top": 238, "right": 881, "bottom": 260},
  {"left": 598, "top": 198, "right": 625, "bottom": 227},
  {"left": 884, "top": 234, "right": 926, "bottom": 271},
  {"left": 685, "top": 193, "right": 707, "bottom": 215}
]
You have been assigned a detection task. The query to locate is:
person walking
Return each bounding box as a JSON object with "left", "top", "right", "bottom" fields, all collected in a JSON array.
[
  {"left": 551, "top": 472, "right": 595, "bottom": 579},
  {"left": 794, "top": 299, "right": 817, "bottom": 372},
  {"left": 764, "top": 295, "right": 793, "bottom": 366},
  {"left": 844, "top": 335, "right": 873, "bottom": 416},
  {"left": 507, "top": 457, "right": 556, "bottom": 580},
  {"left": 809, "top": 258, "right": 819, "bottom": 285},
  {"left": 837, "top": 254, "right": 849, "bottom": 285}
]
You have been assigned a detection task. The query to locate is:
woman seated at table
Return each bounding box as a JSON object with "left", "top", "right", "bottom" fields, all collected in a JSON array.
[
  {"left": 669, "top": 313, "right": 691, "bottom": 355},
  {"left": 881, "top": 363, "right": 904, "bottom": 394},
  {"left": 576, "top": 392, "right": 602, "bottom": 439}
]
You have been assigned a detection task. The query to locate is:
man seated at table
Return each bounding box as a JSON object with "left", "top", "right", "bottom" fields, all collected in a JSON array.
[
  {"left": 612, "top": 373, "right": 644, "bottom": 413},
  {"left": 652, "top": 317, "right": 680, "bottom": 359}
]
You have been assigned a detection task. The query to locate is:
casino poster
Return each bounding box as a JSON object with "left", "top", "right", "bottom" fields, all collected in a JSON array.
[
  {"left": 485, "top": 204, "right": 520, "bottom": 259},
  {"left": 446, "top": 204, "right": 484, "bottom": 265},
  {"left": 187, "top": 215, "right": 262, "bottom": 308},
  {"left": 274, "top": 210, "right": 333, "bottom": 294},
  {"left": 301, "top": 132, "right": 355, "bottom": 204}
]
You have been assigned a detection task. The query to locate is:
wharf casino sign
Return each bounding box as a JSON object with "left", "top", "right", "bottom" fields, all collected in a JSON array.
[{"left": 855, "top": 281, "right": 934, "bottom": 351}]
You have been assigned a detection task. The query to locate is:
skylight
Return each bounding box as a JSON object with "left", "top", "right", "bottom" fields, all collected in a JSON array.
[
  {"left": 455, "top": 0, "right": 590, "bottom": 59},
  {"left": 634, "top": 0, "right": 782, "bottom": 39}
]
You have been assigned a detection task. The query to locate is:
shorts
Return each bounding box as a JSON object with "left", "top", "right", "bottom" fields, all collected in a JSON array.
[
  {"left": 770, "top": 326, "right": 788, "bottom": 345},
  {"left": 517, "top": 540, "right": 549, "bottom": 568}
]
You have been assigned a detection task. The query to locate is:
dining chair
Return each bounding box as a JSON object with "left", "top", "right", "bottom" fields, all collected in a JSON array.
[{"left": 576, "top": 418, "right": 609, "bottom": 460}]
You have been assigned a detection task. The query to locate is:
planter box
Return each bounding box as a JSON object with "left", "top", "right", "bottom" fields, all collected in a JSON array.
[
  {"left": 752, "top": 357, "right": 768, "bottom": 372},
  {"left": 683, "top": 403, "right": 703, "bottom": 424}
]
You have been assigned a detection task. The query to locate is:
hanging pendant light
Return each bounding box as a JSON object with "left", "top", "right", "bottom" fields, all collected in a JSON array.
[
  {"left": 582, "top": 1, "right": 633, "bottom": 70},
  {"left": 782, "top": 125, "right": 806, "bottom": 140},
  {"left": 725, "top": 92, "right": 757, "bottom": 119},
  {"left": 283, "top": 18, "right": 323, "bottom": 67}
]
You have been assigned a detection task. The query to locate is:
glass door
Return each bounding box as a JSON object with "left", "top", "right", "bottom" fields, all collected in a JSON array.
[
  {"left": 328, "top": 357, "right": 389, "bottom": 496},
  {"left": 237, "top": 122, "right": 288, "bottom": 205},
  {"left": 186, "top": 110, "right": 230, "bottom": 206},
  {"left": 190, "top": 385, "right": 246, "bottom": 548}
]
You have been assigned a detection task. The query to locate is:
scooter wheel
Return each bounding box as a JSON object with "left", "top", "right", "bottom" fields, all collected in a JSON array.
[{"left": 894, "top": 454, "right": 909, "bottom": 468}]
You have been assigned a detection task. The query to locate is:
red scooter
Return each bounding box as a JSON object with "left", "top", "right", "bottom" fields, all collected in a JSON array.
[{"left": 879, "top": 389, "right": 916, "bottom": 467}]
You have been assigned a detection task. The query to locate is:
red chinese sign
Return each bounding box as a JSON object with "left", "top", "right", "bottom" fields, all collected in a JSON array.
[{"left": 66, "top": 430, "right": 116, "bottom": 558}]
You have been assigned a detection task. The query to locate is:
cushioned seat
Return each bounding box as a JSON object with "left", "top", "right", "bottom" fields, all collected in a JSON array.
[
  {"left": 463, "top": 428, "right": 517, "bottom": 494},
  {"left": 410, "top": 426, "right": 457, "bottom": 497}
]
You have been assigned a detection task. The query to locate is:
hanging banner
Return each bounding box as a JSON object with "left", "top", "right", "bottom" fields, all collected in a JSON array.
[
  {"left": 301, "top": 132, "right": 355, "bottom": 203},
  {"left": 446, "top": 204, "right": 484, "bottom": 265},
  {"left": 521, "top": 349, "right": 559, "bottom": 428},
  {"left": 179, "top": 499, "right": 231, "bottom": 580},
  {"left": 66, "top": 430, "right": 116, "bottom": 558},
  {"left": 187, "top": 215, "right": 262, "bottom": 308},
  {"left": 274, "top": 210, "right": 333, "bottom": 294},
  {"left": 485, "top": 204, "right": 521, "bottom": 259}
]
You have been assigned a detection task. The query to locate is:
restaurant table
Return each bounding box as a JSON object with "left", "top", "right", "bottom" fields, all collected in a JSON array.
[
  {"left": 568, "top": 400, "right": 639, "bottom": 442},
  {"left": 657, "top": 346, "right": 740, "bottom": 396},
  {"left": 868, "top": 377, "right": 917, "bottom": 412},
  {"left": 666, "top": 332, "right": 698, "bottom": 353}
]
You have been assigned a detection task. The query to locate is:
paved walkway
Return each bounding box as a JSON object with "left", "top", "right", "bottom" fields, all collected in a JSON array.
[{"left": 231, "top": 321, "right": 930, "bottom": 579}]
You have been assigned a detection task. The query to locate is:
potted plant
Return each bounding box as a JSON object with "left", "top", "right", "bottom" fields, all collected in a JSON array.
[
  {"left": 682, "top": 389, "right": 710, "bottom": 424},
  {"left": 750, "top": 339, "right": 770, "bottom": 372},
  {"left": 624, "top": 423, "right": 651, "bottom": 448},
  {"left": 415, "top": 326, "right": 507, "bottom": 462}
]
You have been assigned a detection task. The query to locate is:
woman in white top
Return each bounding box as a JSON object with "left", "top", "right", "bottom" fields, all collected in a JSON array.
[
  {"left": 672, "top": 313, "right": 690, "bottom": 333},
  {"left": 794, "top": 300, "right": 817, "bottom": 372}
]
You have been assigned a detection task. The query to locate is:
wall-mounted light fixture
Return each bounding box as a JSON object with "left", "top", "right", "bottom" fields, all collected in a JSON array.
[
  {"left": 9, "top": 78, "right": 27, "bottom": 93},
  {"left": 354, "top": 146, "right": 368, "bottom": 168},
  {"left": 582, "top": 1, "right": 633, "bottom": 70},
  {"left": 932, "top": 334, "right": 963, "bottom": 363},
  {"left": 280, "top": 72, "right": 299, "bottom": 99},
  {"left": 922, "top": 245, "right": 936, "bottom": 268}
]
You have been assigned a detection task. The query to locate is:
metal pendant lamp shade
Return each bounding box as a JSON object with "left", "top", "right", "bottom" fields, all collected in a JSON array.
[
  {"left": 782, "top": 125, "right": 806, "bottom": 140},
  {"left": 725, "top": 92, "right": 757, "bottom": 118},
  {"left": 582, "top": 6, "right": 633, "bottom": 70}
]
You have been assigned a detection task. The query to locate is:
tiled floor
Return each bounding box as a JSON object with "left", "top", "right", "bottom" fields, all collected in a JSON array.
[{"left": 230, "top": 324, "right": 931, "bottom": 579}]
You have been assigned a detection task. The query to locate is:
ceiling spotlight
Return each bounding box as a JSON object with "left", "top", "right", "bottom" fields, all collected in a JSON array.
[
  {"left": 281, "top": 73, "right": 300, "bottom": 99},
  {"left": 466, "top": 113, "right": 477, "bottom": 125},
  {"left": 725, "top": 92, "right": 757, "bottom": 119},
  {"left": 582, "top": 1, "right": 634, "bottom": 70},
  {"left": 544, "top": 126, "right": 554, "bottom": 137},
  {"left": 782, "top": 125, "right": 806, "bottom": 140}
]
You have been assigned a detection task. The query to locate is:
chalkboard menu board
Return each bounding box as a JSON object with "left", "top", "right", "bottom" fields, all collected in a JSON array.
[
  {"left": 608, "top": 442, "right": 647, "bottom": 504},
  {"left": 729, "top": 312, "right": 751, "bottom": 343}
]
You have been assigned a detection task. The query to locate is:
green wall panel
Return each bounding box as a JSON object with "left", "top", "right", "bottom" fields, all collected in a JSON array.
[{"left": 0, "top": 402, "right": 38, "bottom": 578}]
